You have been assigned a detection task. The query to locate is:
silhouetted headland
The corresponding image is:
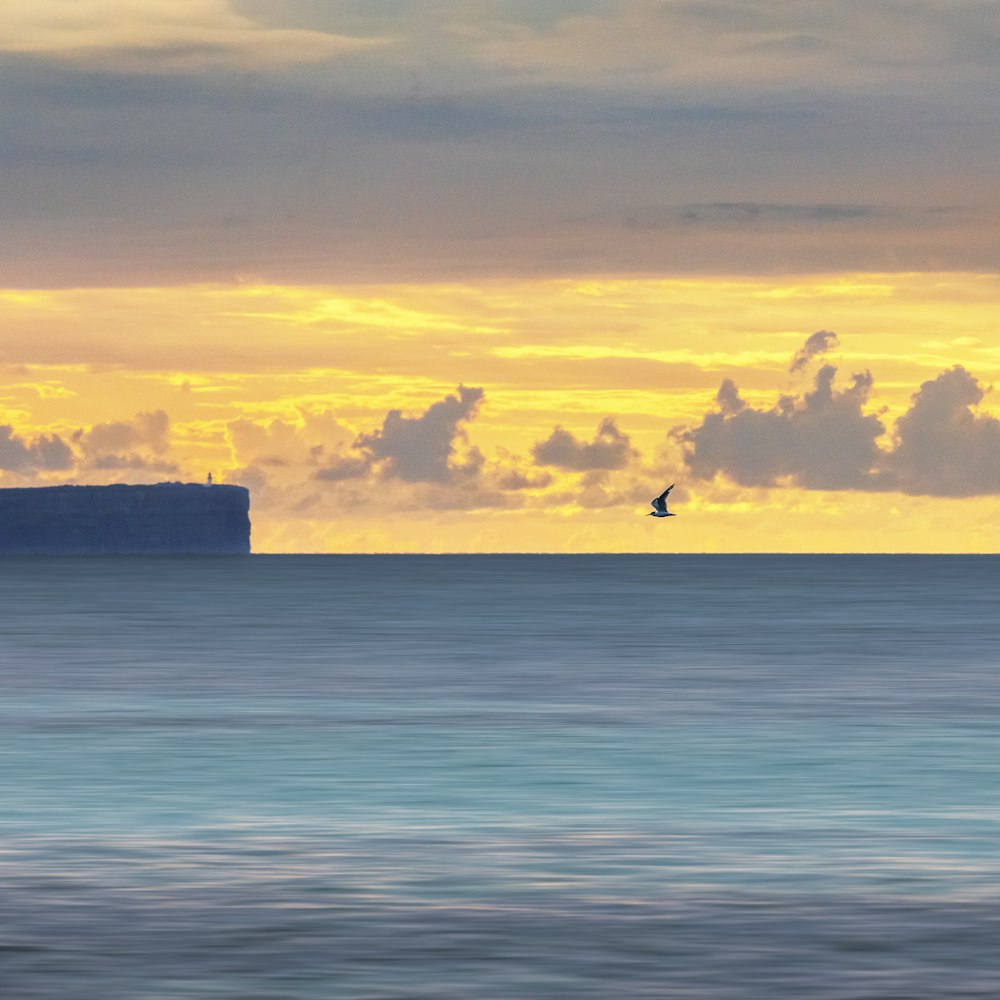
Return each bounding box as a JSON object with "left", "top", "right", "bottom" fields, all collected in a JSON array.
[{"left": 0, "top": 483, "right": 251, "bottom": 555}]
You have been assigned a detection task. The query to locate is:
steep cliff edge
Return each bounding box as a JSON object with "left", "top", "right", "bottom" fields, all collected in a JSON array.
[{"left": 0, "top": 484, "right": 251, "bottom": 554}]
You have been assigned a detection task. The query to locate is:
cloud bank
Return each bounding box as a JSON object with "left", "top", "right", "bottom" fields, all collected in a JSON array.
[
  {"left": 3, "top": 341, "right": 999, "bottom": 507},
  {"left": 3, "top": 2, "right": 1000, "bottom": 284},
  {"left": 0, "top": 409, "right": 173, "bottom": 479},
  {"left": 676, "top": 334, "right": 1000, "bottom": 497}
]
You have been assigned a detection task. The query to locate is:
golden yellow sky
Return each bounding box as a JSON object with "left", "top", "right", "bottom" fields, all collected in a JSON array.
[
  {"left": 5, "top": 3, "right": 1000, "bottom": 550},
  {"left": 2, "top": 271, "right": 998, "bottom": 552}
]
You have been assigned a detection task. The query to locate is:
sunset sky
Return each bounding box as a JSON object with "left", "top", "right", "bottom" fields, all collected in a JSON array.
[{"left": 3, "top": 0, "right": 999, "bottom": 551}]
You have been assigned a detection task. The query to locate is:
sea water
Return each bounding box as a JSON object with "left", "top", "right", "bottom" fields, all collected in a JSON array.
[{"left": 1, "top": 554, "right": 998, "bottom": 998}]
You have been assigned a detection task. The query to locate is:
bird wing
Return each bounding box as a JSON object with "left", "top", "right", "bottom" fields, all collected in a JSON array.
[{"left": 654, "top": 484, "right": 674, "bottom": 505}]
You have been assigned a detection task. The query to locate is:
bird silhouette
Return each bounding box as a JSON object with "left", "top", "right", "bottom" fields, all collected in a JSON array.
[{"left": 648, "top": 484, "right": 676, "bottom": 517}]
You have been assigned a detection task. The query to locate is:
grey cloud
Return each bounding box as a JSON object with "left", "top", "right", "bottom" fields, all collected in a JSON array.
[
  {"left": 0, "top": 426, "right": 73, "bottom": 472},
  {"left": 882, "top": 366, "right": 1000, "bottom": 497},
  {"left": 533, "top": 418, "right": 638, "bottom": 471},
  {"left": 678, "top": 360, "right": 1000, "bottom": 497},
  {"left": 314, "top": 454, "right": 370, "bottom": 482},
  {"left": 70, "top": 410, "right": 174, "bottom": 478},
  {"left": 4, "top": 25, "right": 1000, "bottom": 289},
  {"left": 355, "top": 385, "right": 485, "bottom": 484},
  {"left": 78, "top": 410, "right": 170, "bottom": 458},
  {"left": 3, "top": 1, "right": 1000, "bottom": 285},
  {"left": 673, "top": 203, "right": 879, "bottom": 227},
  {"left": 716, "top": 378, "right": 745, "bottom": 415},
  {"left": 790, "top": 330, "right": 840, "bottom": 373},
  {"left": 497, "top": 468, "right": 553, "bottom": 491},
  {"left": 677, "top": 364, "right": 884, "bottom": 490}
]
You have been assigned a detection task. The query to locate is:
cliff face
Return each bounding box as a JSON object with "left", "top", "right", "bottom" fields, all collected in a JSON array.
[{"left": 0, "top": 484, "right": 251, "bottom": 554}]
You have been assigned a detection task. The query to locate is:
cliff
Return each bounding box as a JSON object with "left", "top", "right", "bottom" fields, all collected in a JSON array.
[{"left": 0, "top": 483, "right": 251, "bottom": 555}]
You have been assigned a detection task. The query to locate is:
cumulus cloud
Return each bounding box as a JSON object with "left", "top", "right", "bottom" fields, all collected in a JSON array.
[
  {"left": 790, "top": 330, "right": 840, "bottom": 374},
  {"left": 290, "top": 386, "right": 572, "bottom": 511},
  {"left": 68, "top": 409, "right": 184, "bottom": 478},
  {"left": 225, "top": 387, "right": 515, "bottom": 513},
  {"left": 0, "top": 0, "right": 385, "bottom": 71},
  {"left": 218, "top": 387, "right": 661, "bottom": 516},
  {"left": 677, "top": 350, "right": 1000, "bottom": 497},
  {"left": 496, "top": 468, "right": 553, "bottom": 491},
  {"left": 676, "top": 364, "right": 885, "bottom": 490},
  {"left": 354, "top": 385, "right": 485, "bottom": 484},
  {"left": 0, "top": 426, "right": 73, "bottom": 473},
  {"left": 0, "top": 409, "right": 188, "bottom": 482},
  {"left": 532, "top": 418, "right": 638, "bottom": 471},
  {"left": 75, "top": 409, "right": 170, "bottom": 465},
  {"left": 882, "top": 366, "right": 1000, "bottom": 497},
  {"left": 228, "top": 410, "right": 353, "bottom": 469}
]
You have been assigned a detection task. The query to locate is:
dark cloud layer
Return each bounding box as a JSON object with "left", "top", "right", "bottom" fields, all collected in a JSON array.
[
  {"left": 533, "top": 418, "right": 638, "bottom": 471},
  {"left": 3, "top": 1, "right": 1000, "bottom": 284}
]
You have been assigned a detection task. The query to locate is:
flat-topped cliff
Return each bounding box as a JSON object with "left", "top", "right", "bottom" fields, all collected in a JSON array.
[{"left": 0, "top": 483, "right": 251, "bottom": 554}]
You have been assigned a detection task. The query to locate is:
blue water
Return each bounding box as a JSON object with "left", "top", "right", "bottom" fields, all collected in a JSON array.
[{"left": 1, "top": 555, "right": 999, "bottom": 998}]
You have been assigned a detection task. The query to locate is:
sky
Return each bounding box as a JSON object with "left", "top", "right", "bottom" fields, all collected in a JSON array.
[{"left": 2, "top": 0, "right": 1000, "bottom": 552}]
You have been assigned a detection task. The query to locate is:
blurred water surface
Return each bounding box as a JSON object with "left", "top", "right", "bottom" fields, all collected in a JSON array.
[{"left": 1, "top": 554, "right": 999, "bottom": 998}]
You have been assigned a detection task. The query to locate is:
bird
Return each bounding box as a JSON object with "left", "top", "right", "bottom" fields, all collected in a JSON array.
[{"left": 648, "top": 484, "right": 676, "bottom": 517}]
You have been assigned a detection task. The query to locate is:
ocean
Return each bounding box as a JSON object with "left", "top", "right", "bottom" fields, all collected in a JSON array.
[{"left": 1, "top": 554, "right": 999, "bottom": 998}]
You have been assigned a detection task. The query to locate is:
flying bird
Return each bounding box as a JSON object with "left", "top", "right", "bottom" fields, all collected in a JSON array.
[{"left": 648, "top": 484, "right": 676, "bottom": 517}]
